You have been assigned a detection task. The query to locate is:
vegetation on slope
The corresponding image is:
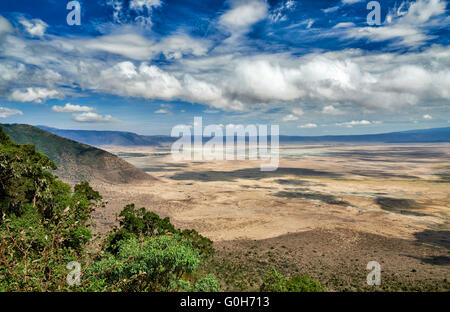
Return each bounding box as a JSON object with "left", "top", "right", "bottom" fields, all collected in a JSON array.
[
  {"left": 0, "top": 125, "right": 217, "bottom": 291},
  {"left": 1, "top": 124, "right": 153, "bottom": 184}
]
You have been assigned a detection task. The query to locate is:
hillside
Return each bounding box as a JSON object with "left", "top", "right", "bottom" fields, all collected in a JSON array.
[
  {"left": 1, "top": 124, "right": 155, "bottom": 184},
  {"left": 37, "top": 125, "right": 450, "bottom": 146}
]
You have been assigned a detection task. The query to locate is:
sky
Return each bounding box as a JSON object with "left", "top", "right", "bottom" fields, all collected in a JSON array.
[{"left": 0, "top": 0, "right": 449, "bottom": 135}]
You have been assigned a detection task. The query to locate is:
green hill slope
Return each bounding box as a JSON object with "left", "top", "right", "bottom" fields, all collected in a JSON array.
[{"left": 1, "top": 124, "right": 155, "bottom": 184}]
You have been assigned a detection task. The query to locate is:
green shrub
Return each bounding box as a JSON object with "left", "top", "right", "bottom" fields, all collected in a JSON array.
[
  {"left": 260, "top": 269, "right": 287, "bottom": 292},
  {"left": 86, "top": 236, "right": 203, "bottom": 292},
  {"left": 286, "top": 274, "right": 324, "bottom": 292},
  {"left": 260, "top": 269, "right": 323, "bottom": 292},
  {"left": 105, "top": 204, "right": 214, "bottom": 257},
  {"left": 191, "top": 274, "right": 220, "bottom": 292}
]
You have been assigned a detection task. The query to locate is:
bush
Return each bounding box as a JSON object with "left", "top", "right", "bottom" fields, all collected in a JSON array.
[
  {"left": 191, "top": 274, "right": 219, "bottom": 292},
  {"left": 0, "top": 206, "right": 88, "bottom": 291},
  {"left": 105, "top": 204, "right": 214, "bottom": 257},
  {"left": 86, "top": 236, "right": 203, "bottom": 292},
  {"left": 286, "top": 274, "right": 324, "bottom": 292},
  {"left": 260, "top": 269, "right": 324, "bottom": 292},
  {"left": 260, "top": 269, "right": 287, "bottom": 292}
]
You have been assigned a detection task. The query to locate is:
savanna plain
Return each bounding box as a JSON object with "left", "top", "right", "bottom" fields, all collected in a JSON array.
[{"left": 89, "top": 143, "right": 450, "bottom": 291}]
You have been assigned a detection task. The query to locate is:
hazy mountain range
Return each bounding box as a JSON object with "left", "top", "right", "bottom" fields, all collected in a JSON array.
[{"left": 37, "top": 125, "right": 450, "bottom": 146}]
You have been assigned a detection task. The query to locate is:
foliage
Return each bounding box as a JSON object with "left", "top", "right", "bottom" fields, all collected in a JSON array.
[
  {"left": 85, "top": 236, "right": 207, "bottom": 291},
  {"left": 0, "top": 126, "right": 217, "bottom": 292},
  {"left": 260, "top": 269, "right": 324, "bottom": 292},
  {"left": 0, "top": 126, "right": 101, "bottom": 290},
  {"left": 260, "top": 269, "right": 288, "bottom": 292},
  {"left": 191, "top": 274, "right": 220, "bottom": 292},
  {"left": 0, "top": 134, "right": 57, "bottom": 218},
  {"left": 105, "top": 204, "right": 214, "bottom": 257},
  {"left": 0, "top": 205, "right": 90, "bottom": 291},
  {"left": 285, "top": 274, "right": 324, "bottom": 292}
]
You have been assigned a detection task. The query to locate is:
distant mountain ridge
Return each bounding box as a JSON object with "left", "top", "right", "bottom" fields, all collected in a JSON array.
[
  {"left": 1, "top": 124, "right": 155, "bottom": 184},
  {"left": 37, "top": 126, "right": 175, "bottom": 146},
  {"left": 279, "top": 127, "right": 450, "bottom": 143},
  {"left": 37, "top": 125, "right": 450, "bottom": 145}
]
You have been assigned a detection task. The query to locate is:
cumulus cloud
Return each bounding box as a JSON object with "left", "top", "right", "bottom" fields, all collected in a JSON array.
[
  {"left": 55, "top": 46, "right": 448, "bottom": 114},
  {"left": 155, "top": 109, "right": 169, "bottom": 114},
  {"left": 72, "top": 112, "right": 116, "bottom": 123},
  {"left": 282, "top": 114, "right": 299, "bottom": 121},
  {"left": 0, "top": 12, "right": 448, "bottom": 123},
  {"left": 423, "top": 114, "right": 433, "bottom": 119},
  {"left": 19, "top": 18, "right": 48, "bottom": 37},
  {"left": 0, "top": 15, "right": 13, "bottom": 37},
  {"left": 336, "top": 120, "right": 372, "bottom": 127},
  {"left": 0, "top": 106, "right": 23, "bottom": 118},
  {"left": 79, "top": 33, "right": 210, "bottom": 61},
  {"left": 9, "top": 88, "right": 60, "bottom": 103},
  {"left": 219, "top": 0, "right": 268, "bottom": 37},
  {"left": 322, "top": 105, "right": 344, "bottom": 115},
  {"left": 298, "top": 123, "right": 317, "bottom": 128},
  {"left": 292, "top": 108, "right": 304, "bottom": 116},
  {"left": 52, "top": 103, "right": 94, "bottom": 113},
  {"left": 97, "top": 61, "right": 183, "bottom": 100}
]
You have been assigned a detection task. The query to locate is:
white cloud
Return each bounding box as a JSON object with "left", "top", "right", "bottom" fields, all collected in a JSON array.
[
  {"left": 0, "top": 106, "right": 23, "bottom": 118},
  {"left": 79, "top": 46, "right": 450, "bottom": 113},
  {"left": 292, "top": 108, "right": 304, "bottom": 116},
  {"left": 155, "top": 109, "right": 169, "bottom": 114},
  {"left": 0, "top": 15, "right": 13, "bottom": 37},
  {"left": 72, "top": 112, "right": 116, "bottom": 123},
  {"left": 336, "top": 120, "right": 372, "bottom": 127},
  {"left": 19, "top": 18, "right": 48, "bottom": 37},
  {"left": 129, "top": 0, "right": 161, "bottom": 11},
  {"left": 322, "top": 105, "right": 344, "bottom": 115},
  {"left": 9, "top": 88, "right": 60, "bottom": 103},
  {"left": 80, "top": 33, "right": 210, "bottom": 60},
  {"left": 283, "top": 114, "right": 299, "bottom": 121},
  {"left": 81, "top": 33, "right": 155, "bottom": 60},
  {"left": 333, "top": 22, "right": 355, "bottom": 29},
  {"left": 322, "top": 6, "right": 339, "bottom": 14},
  {"left": 341, "top": 0, "right": 362, "bottom": 4},
  {"left": 219, "top": 0, "right": 268, "bottom": 36},
  {"left": 0, "top": 13, "right": 448, "bottom": 120},
  {"left": 298, "top": 123, "right": 317, "bottom": 128},
  {"left": 270, "top": 0, "right": 296, "bottom": 23},
  {"left": 343, "top": 0, "right": 447, "bottom": 47},
  {"left": 52, "top": 103, "right": 94, "bottom": 113},
  {"left": 203, "top": 109, "right": 220, "bottom": 113},
  {"left": 423, "top": 114, "right": 433, "bottom": 120},
  {"left": 107, "top": 0, "right": 162, "bottom": 28},
  {"left": 97, "top": 61, "right": 183, "bottom": 100}
]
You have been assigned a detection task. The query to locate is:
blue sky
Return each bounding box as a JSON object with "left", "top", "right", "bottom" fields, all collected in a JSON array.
[{"left": 0, "top": 0, "right": 449, "bottom": 135}]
